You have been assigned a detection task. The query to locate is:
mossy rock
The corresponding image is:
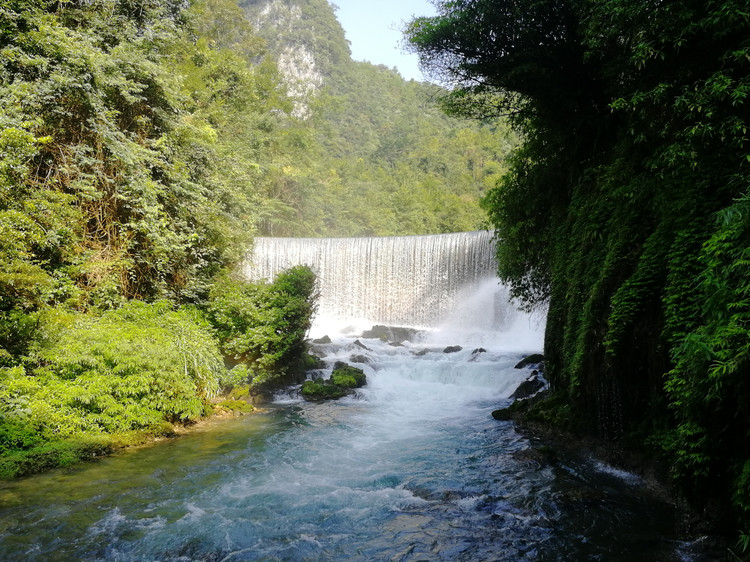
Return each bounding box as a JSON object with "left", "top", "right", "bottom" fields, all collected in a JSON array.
[
  {"left": 301, "top": 380, "right": 350, "bottom": 400},
  {"left": 304, "top": 352, "right": 325, "bottom": 370},
  {"left": 330, "top": 373, "right": 358, "bottom": 388},
  {"left": 229, "top": 384, "right": 251, "bottom": 400},
  {"left": 331, "top": 362, "right": 367, "bottom": 388},
  {"left": 301, "top": 363, "right": 366, "bottom": 401},
  {"left": 218, "top": 399, "right": 255, "bottom": 414},
  {"left": 492, "top": 390, "right": 582, "bottom": 433}
]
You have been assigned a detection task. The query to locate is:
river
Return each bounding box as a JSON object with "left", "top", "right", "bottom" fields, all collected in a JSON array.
[{"left": 0, "top": 316, "right": 705, "bottom": 561}]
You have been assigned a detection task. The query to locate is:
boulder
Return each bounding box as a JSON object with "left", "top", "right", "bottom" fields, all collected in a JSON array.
[
  {"left": 311, "top": 335, "right": 332, "bottom": 344},
  {"left": 469, "top": 348, "right": 487, "bottom": 362},
  {"left": 332, "top": 362, "right": 367, "bottom": 388},
  {"left": 302, "top": 363, "right": 367, "bottom": 401},
  {"left": 301, "top": 380, "right": 350, "bottom": 400},
  {"left": 443, "top": 345, "right": 463, "bottom": 354},
  {"left": 492, "top": 408, "right": 513, "bottom": 421},
  {"left": 361, "top": 325, "right": 419, "bottom": 344},
  {"left": 510, "top": 374, "right": 546, "bottom": 399},
  {"left": 304, "top": 353, "right": 326, "bottom": 370},
  {"left": 514, "top": 353, "right": 545, "bottom": 369}
]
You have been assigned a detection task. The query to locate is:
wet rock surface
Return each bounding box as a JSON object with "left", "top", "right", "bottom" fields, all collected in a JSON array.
[
  {"left": 360, "top": 325, "right": 420, "bottom": 345},
  {"left": 514, "top": 353, "right": 544, "bottom": 369},
  {"left": 509, "top": 373, "right": 546, "bottom": 399},
  {"left": 311, "top": 335, "right": 332, "bottom": 344}
]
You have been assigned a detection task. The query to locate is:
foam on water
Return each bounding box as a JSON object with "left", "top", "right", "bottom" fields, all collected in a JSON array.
[
  {"left": 246, "top": 233, "right": 546, "bottom": 353},
  {"left": 0, "top": 325, "right": 692, "bottom": 560}
]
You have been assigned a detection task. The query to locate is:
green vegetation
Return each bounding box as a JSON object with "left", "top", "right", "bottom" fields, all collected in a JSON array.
[
  {"left": 0, "top": 0, "right": 321, "bottom": 476},
  {"left": 0, "top": 267, "right": 316, "bottom": 477},
  {"left": 217, "top": 399, "right": 255, "bottom": 414},
  {"left": 301, "top": 380, "right": 348, "bottom": 400},
  {"left": 0, "top": 302, "right": 219, "bottom": 477},
  {"left": 241, "top": 0, "right": 518, "bottom": 236},
  {"left": 408, "top": 0, "right": 750, "bottom": 539},
  {"left": 0, "top": 269, "right": 316, "bottom": 477},
  {"left": 0, "top": 0, "right": 516, "bottom": 476},
  {"left": 301, "top": 362, "right": 367, "bottom": 401},
  {"left": 206, "top": 265, "right": 318, "bottom": 392},
  {"left": 330, "top": 363, "right": 367, "bottom": 389}
]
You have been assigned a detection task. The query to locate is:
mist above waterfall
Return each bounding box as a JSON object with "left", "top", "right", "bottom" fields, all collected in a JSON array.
[{"left": 245, "top": 231, "right": 545, "bottom": 349}]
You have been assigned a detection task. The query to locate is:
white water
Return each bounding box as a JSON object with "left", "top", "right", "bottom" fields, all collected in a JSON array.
[
  {"left": 0, "top": 321, "right": 687, "bottom": 560},
  {"left": 246, "top": 231, "right": 504, "bottom": 330}
]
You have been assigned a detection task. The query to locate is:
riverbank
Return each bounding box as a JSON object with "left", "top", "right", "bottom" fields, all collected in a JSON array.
[
  {"left": 0, "top": 397, "right": 259, "bottom": 480},
  {"left": 494, "top": 385, "right": 735, "bottom": 560},
  {"left": 0, "top": 331, "right": 705, "bottom": 560}
]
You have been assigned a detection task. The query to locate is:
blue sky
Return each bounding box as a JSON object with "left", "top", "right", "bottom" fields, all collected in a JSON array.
[{"left": 332, "top": 0, "right": 437, "bottom": 82}]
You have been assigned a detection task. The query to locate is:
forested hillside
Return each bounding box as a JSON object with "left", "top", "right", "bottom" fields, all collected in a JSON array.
[
  {"left": 408, "top": 0, "right": 750, "bottom": 545},
  {"left": 241, "top": 0, "right": 516, "bottom": 236}
]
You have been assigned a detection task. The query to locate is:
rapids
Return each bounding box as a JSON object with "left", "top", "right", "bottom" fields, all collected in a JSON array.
[{"left": 0, "top": 323, "right": 695, "bottom": 561}]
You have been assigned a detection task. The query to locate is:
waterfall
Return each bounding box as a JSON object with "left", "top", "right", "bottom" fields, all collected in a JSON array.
[{"left": 245, "top": 231, "right": 505, "bottom": 330}]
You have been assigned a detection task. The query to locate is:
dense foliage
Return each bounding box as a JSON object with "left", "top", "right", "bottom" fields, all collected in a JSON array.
[
  {"left": 207, "top": 265, "right": 318, "bottom": 392},
  {"left": 4, "top": 303, "right": 222, "bottom": 438},
  {"left": 0, "top": 266, "right": 317, "bottom": 478},
  {"left": 0, "top": 0, "right": 321, "bottom": 476},
  {"left": 0, "top": 301, "right": 222, "bottom": 477},
  {"left": 0, "top": 0, "right": 516, "bottom": 476},
  {"left": 408, "top": 0, "right": 750, "bottom": 540},
  {"left": 0, "top": 0, "right": 292, "bottom": 321}
]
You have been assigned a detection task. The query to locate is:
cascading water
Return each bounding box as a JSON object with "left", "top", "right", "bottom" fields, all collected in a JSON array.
[
  {"left": 0, "top": 233, "right": 713, "bottom": 561},
  {"left": 245, "top": 231, "right": 507, "bottom": 332}
]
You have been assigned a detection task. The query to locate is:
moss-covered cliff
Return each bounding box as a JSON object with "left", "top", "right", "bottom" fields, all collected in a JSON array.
[{"left": 407, "top": 0, "right": 750, "bottom": 543}]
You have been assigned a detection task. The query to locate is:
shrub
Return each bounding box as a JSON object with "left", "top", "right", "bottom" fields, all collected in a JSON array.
[
  {"left": 206, "top": 266, "right": 317, "bottom": 391},
  {"left": 0, "top": 302, "right": 225, "bottom": 445}
]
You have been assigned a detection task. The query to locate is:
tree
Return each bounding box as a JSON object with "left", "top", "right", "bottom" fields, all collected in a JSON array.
[
  {"left": 0, "top": 0, "right": 319, "bottom": 476},
  {"left": 239, "top": 0, "right": 520, "bottom": 237}
]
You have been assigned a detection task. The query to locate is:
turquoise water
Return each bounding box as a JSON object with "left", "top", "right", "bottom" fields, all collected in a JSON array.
[{"left": 0, "top": 335, "right": 694, "bottom": 561}]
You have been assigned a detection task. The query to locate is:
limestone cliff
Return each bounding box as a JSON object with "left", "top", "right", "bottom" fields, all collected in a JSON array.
[{"left": 239, "top": 0, "right": 350, "bottom": 117}]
